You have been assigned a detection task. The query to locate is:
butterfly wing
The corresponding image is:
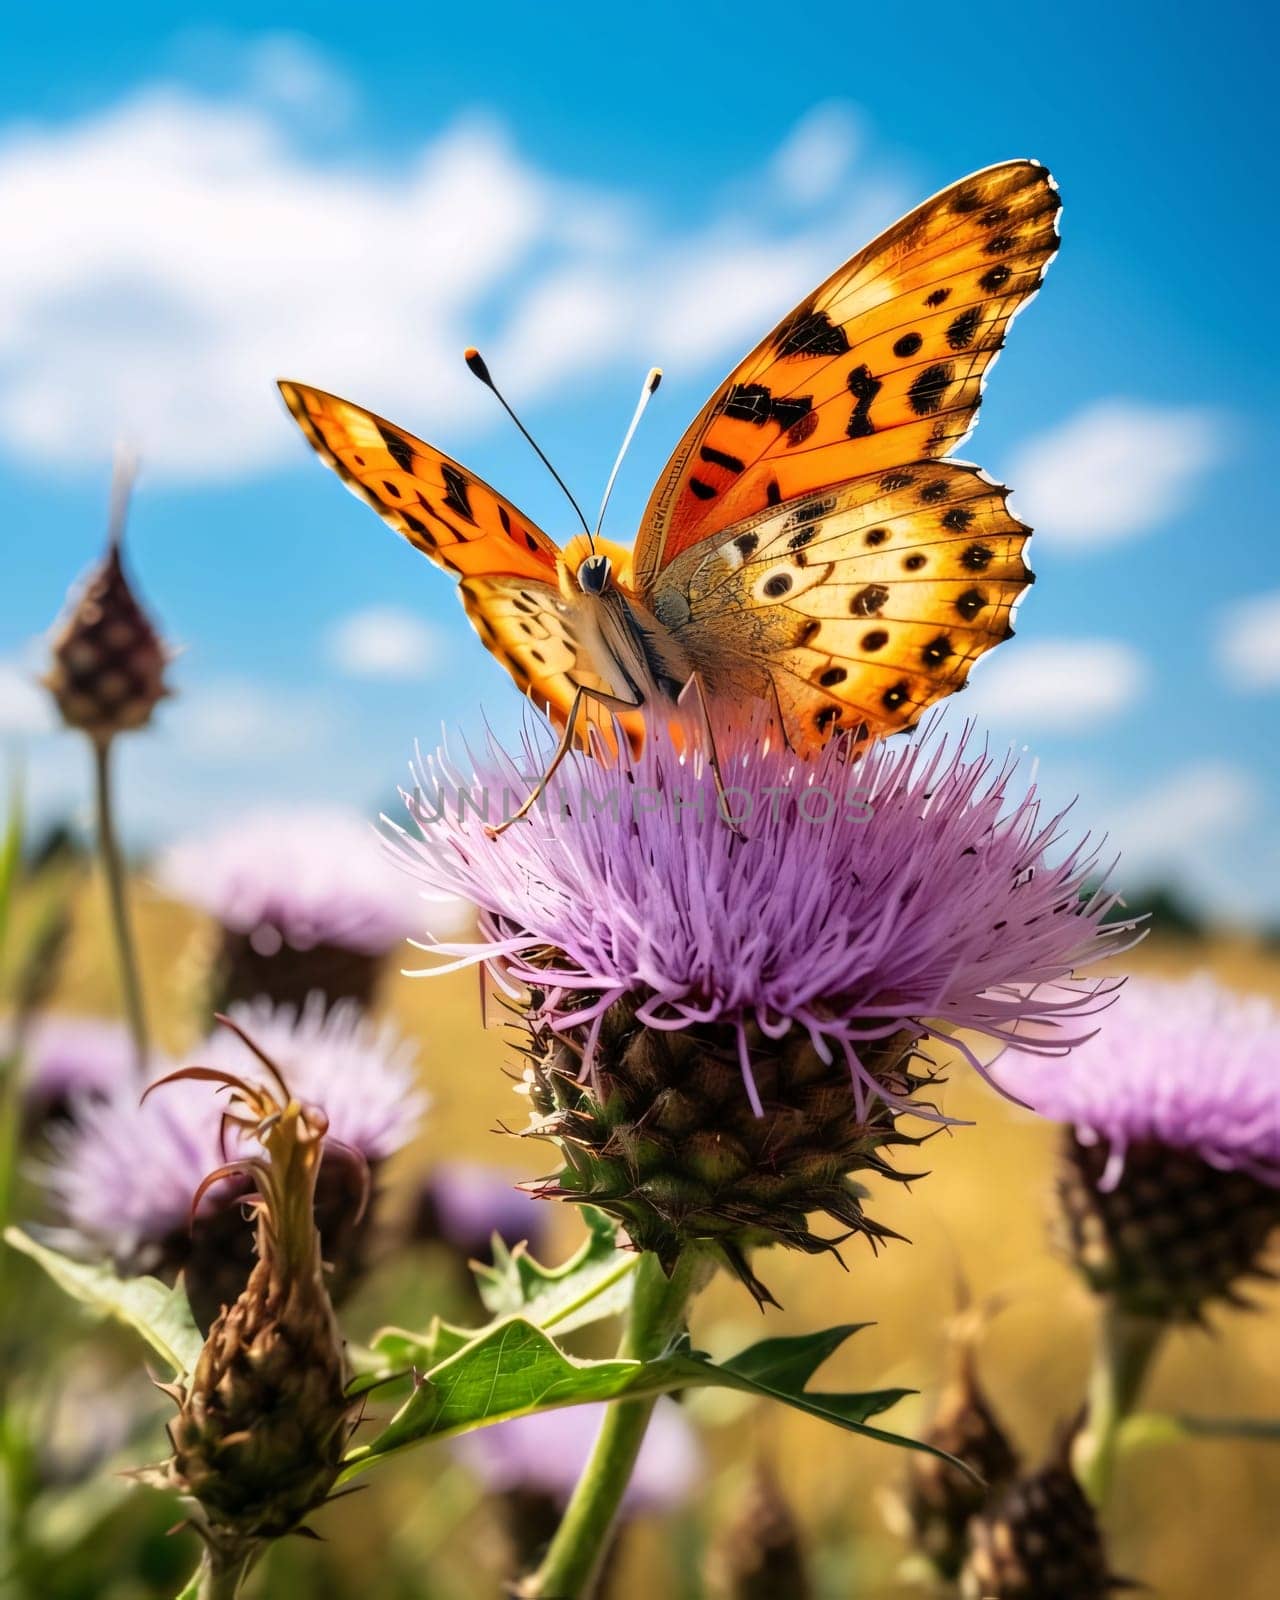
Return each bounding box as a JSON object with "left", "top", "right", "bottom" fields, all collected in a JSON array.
[
  {"left": 653, "top": 461, "right": 1031, "bottom": 748},
  {"left": 634, "top": 160, "right": 1058, "bottom": 593},
  {"left": 279, "top": 380, "right": 620, "bottom": 736}
]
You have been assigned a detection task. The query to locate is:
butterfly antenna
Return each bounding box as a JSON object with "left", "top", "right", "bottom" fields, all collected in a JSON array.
[
  {"left": 594, "top": 367, "right": 661, "bottom": 540},
  {"left": 464, "top": 348, "right": 592, "bottom": 542}
]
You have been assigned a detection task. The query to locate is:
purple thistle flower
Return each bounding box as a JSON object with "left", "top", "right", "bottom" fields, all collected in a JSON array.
[
  {"left": 43, "top": 998, "right": 426, "bottom": 1314},
  {"left": 389, "top": 717, "right": 1130, "bottom": 1111},
  {"left": 1000, "top": 974, "right": 1280, "bottom": 1320},
  {"left": 157, "top": 807, "right": 445, "bottom": 959},
  {"left": 15, "top": 1014, "right": 141, "bottom": 1123},
  {"left": 997, "top": 974, "right": 1280, "bottom": 1190},
  {"left": 415, "top": 1159, "right": 552, "bottom": 1263},
  {"left": 453, "top": 1397, "right": 700, "bottom": 1517},
  {"left": 381, "top": 717, "right": 1134, "bottom": 1297}
]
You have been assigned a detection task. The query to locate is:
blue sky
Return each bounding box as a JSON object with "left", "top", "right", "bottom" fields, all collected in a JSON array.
[{"left": 1, "top": 3, "right": 1277, "bottom": 920}]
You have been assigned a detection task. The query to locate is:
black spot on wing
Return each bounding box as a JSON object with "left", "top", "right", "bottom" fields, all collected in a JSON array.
[
  {"left": 893, "top": 332, "right": 923, "bottom": 358},
  {"left": 773, "top": 306, "right": 852, "bottom": 358},
  {"left": 907, "top": 363, "right": 953, "bottom": 416},
  {"left": 979, "top": 264, "right": 1012, "bottom": 292},
  {"left": 955, "top": 587, "right": 987, "bottom": 621},
  {"left": 941, "top": 507, "right": 973, "bottom": 531},
  {"left": 440, "top": 463, "right": 477, "bottom": 525},
  {"left": 946, "top": 307, "right": 983, "bottom": 350},
  {"left": 719, "top": 384, "right": 813, "bottom": 433},
  {"left": 699, "top": 445, "right": 745, "bottom": 473},
  {"left": 851, "top": 584, "right": 888, "bottom": 616},
  {"left": 925, "top": 288, "right": 952, "bottom": 307},
  {"left": 689, "top": 478, "right": 717, "bottom": 500},
  {"left": 846, "top": 364, "right": 882, "bottom": 439},
  {"left": 377, "top": 423, "right": 415, "bottom": 474}
]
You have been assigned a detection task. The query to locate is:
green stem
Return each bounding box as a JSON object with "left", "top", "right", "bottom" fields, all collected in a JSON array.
[
  {"left": 91, "top": 737, "right": 149, "bottom": 1074},
  {"left": 525, "top": 1251, "right": 700, "bottom": 1600},
  {"left": 1073, "top": 1301, "right": 1165, "bottom": 1505},
  {"left": 189, "top": 1542, "right": 257, "bottom": 1599}
]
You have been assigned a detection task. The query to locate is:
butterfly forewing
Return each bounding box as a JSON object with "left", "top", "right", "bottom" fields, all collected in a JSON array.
[
  {"left": 655, "top": 461, "right": 1031, "bottom": 749},
  {"left": 634, "top": 160, "right": 1059, "bottom": 591},
  {"left": 278, "top": 381, "right": 616, "bottom": 735},
  {"left": 278, "top": 381, "right": 562, "bottom": 584}
]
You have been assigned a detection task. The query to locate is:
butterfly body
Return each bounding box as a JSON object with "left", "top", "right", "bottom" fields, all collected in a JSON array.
[{"left": 280, "top": 159, "right": 1059, "bottom": 755}]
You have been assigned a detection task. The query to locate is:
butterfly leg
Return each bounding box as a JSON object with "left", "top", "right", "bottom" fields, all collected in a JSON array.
[
  {"left": 677, "top": 671, "right": 747, "bottom": 840},
  {"left": 486, "top": 682, "right": 641, "bottom": 838}
]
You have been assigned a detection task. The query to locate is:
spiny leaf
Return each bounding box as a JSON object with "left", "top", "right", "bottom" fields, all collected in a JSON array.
[
  {"left": 343, "top": 1316, "right": 953, "bottom": 1480},
  {"left": 473, "top": 1204, "right": 636, "bottom": 1335},
  {"left": 4, "top": 1226, "right": 202, "bottom": 1378}
]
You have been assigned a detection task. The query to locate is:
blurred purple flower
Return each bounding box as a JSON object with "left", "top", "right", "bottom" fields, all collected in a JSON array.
[
  {"left": 45, "top": 996, "right": 426, "bottom": 1269},
  {"left": 997, "top": 973, "right": 1280, "bottom": 1189},
  {"left": 16, "top": 1014, "right": 140, "bottom": 1121},
  {"left": 388, "top": 716, "right": 1133, "bottom": 1113},
  {"left": 454, "top": 1397, "right": 700, "bottom": 1516},
  {"left": 157, "top": 806, "right": 464, "bottom": 958},
  {"left": 416, "top": 1159, "right": 551, "bottom": 1262}
]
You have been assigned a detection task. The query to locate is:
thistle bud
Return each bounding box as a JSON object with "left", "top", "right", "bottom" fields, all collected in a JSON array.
[
  {"left": 43, "top": 463, "right": 169, "bottom": 745},
  {"left": 961, "top": 1449, "right": 1127, "bottom": 1599},
  {"left": 521, "top": 1000, "right": 927, "bottom": 1303},
  {"left": 1057, "top": 1132, "right": 1280, "bottom": 1321},
  {"left": 997, "top": 976, "right": 1280, "bottom": 1323},
  {"left": 155, "top": 1033, "right": 355, "bottom": 1551},
  {"left": 899, "top": 1314, "right": 1019, "bottom": 1580},
  {"left": 706, "top": 1459, "right": 812, "bottom": 1600}
]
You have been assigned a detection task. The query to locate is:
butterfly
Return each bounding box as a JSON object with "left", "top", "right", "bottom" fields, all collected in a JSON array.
[{"left": 280, "top": 159, "right": 1057, "bottom": 795}]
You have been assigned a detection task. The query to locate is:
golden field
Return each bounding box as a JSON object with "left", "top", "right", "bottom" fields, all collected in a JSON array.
[{"left": 15, "top": 876, "right": 1280, "bottom": 1599}]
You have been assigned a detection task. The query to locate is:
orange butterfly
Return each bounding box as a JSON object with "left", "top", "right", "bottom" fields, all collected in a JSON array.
[{"left": 281, "top": 160, "right": 1057, "bottom": 813}]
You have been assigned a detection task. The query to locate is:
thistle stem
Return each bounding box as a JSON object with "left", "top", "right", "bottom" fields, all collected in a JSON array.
[
  {"left": 91, "top": 736, "right": 149, "bottom": 1074},
  {"left": 1073, "top": 1301, "right": 1165, "bottom": 1506},
  {"left": 176, "top": 1538, "right": 257, "bottom": 1600},
  {"left": 524, "top": 1251, "right": 700, "bottom": 1599}
]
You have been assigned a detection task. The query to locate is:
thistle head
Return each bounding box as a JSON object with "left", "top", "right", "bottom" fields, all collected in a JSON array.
[
  {"left": 999, "top": 974, "right": 1280, "bottom": 1321},
  {"left": 42, "top": 458, "right": 169, "bottom": 746},
  {"left": 390, "top": 714, "right": 1133, "bottom": 1300}
]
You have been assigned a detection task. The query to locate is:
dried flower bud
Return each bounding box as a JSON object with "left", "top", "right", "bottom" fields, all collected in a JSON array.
[
  {"left": 43, "top": 491, "right": 169, "bottom": 744},
  {"left": 155, "top": 1035, "right": 355, "bottom": 1551},
  {"left": 961, "top": 1450, "right": 1128, "bottom": 1599},
  {"left": 900, "top": 1324, "right": 1019, "bottom": 1580},
  {"left": 706, "top": 1459, "right": 812, "bottom": 1600}
]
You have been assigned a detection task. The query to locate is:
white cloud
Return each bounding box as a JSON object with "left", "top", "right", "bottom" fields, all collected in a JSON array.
[
  {"left": 0, "top": 658, "right": 54, "bottom": 736},
  {"left": 325, "top": 606, "right": 440, "bottom": 679},
  {"left": 1109, "top": 762, "right": 1262, "bottom": 874},
  {"left": 176, "top": 679, "right": 333, "bottom": 759},
  {"left": 1007, "top": 401, "right": 1225, "bottom": 547},
  {"left": 768, "top": 103, "right": 861, "bottom": 206},
  {"left": 965, "top": 638, "right": 1148, "bottom": 731},
  {"left": 1216, "top": 589, "right": 1280, "bottom": 690},
  {"left": 0, "top": 82, "right": 906, "bottom": 485}
]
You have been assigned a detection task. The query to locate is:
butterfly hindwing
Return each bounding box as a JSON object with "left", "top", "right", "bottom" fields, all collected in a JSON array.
[
  {"left": 458, "top": 574, "right": 645, "bottom": 750},
  {"left": 654, "top": 461, "right": 1031, "bottom": 749},
  {"left": 635, "top": 160, "right": 1059, "bottom": 592},
  {"left": 278, "top": 381, "right": 561, "bottom": 584}
]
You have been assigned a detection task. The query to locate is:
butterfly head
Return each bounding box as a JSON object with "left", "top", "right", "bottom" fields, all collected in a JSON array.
[{"left": 576, "top": 553, "right": 613, "bottom": 595}]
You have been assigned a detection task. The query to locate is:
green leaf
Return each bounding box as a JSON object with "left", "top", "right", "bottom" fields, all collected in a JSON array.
[
  {"left": 473, "top": 1205, "right": 637, "bottom": 1336},
  {"left": 3, "top": 1227, "right": 203, "bottom": 1379},
  {"left": 344, "top": 1317, "right": 946, "bottom": 1480}
]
